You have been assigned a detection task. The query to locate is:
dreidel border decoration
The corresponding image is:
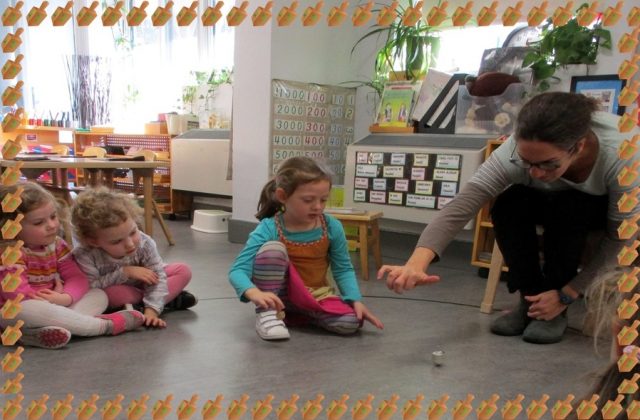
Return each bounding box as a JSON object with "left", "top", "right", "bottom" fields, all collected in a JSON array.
[
  {"left": 552, "top": 1, "right": 574, "bottom": 26},
  {"left": 226, "top": 1, "right": 249, "bottom": 26},
  {"left": 502, "top": 0, "right": 523, "bottom": 25},
  {"left": 101, "top": 0, "right": 124, "bottom": 26},
  {"left": 351, "top": 0, "right": 372, "bottom": 27},
  {"left": 151, "top": 0, "right": 174, "bottom": 26},
  {"left": 26, "top": 1, "right": 49, "bottom": 26},
  {"left": 51, "top": 1, "right": 74, "bottom": 26},
  {"left": 177, "top": 1, "right": 199, "bottom": 26},
  {"left": 476, "top": 1, "right": 498, "bottom": 26},
  {"left": 1, "top": 28, "right": 24, "bottom": 53},
  {"left": 251, "top": 1, "right": 274, "bottom": 27},
  {"left": 126, "top": 1, "right": 149, "bottom": 26},
  {"left": 2, "top": 1, "right": 25, "bottom": 26},
  {"left": 327, "top": 1, "right": 348, "bottom": 27},
  {"left": 202, "top": 1, "right": 225, "bottom": 26},
  {"left": 76, "top": 1, "right": 100, "bottom": 26}
]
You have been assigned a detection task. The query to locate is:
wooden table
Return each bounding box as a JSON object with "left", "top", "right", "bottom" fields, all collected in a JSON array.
[{"left": 1, "top": 158, "right": 169, "bottom": 236}]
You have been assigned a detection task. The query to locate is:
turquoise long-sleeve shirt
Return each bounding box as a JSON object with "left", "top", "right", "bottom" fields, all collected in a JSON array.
[{"left": 228, "top": 213, "right": 362, "bottom": 302}]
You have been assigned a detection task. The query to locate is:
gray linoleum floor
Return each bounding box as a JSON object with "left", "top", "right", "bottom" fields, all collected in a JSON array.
[{"left": 2, "top": 218, "right": 610, "bottom": 415}]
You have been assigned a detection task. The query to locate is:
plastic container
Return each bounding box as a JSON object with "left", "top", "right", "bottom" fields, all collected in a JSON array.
[
  {"left": 455, "top": 83, "right": 527, "bottom": 135},
  {"left": 191, "top": 210, "right": 231, "bottom": 233}
]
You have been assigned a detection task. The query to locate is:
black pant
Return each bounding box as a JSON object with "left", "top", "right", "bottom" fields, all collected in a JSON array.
[{"left": 491, "top": 185, "right": 608, "bottom": 295}]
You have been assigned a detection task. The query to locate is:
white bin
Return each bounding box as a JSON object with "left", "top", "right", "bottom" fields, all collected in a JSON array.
[{"left": 191, "top": 210, "right": 231, "bottom": 233}]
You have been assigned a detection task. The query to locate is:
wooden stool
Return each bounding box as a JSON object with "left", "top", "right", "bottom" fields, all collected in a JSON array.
[{"left": 326, "top": 210, "right": 383, "bottom": 280}]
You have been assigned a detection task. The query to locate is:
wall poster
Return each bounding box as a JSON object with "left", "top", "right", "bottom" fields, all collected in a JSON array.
[
  {"left": 353, "top": 151, "right": 462, "bottom": 209},
  {"left": 270, "top": 79, "right": 356, "bottom": 184}
]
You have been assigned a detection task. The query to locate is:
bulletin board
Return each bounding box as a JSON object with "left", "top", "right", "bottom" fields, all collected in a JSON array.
[
  {"left": 270, "top": 79, "right": 356, "bottom": 184},
  {"left": 352, "top": 151, "right": 462, "bottom": 210}
]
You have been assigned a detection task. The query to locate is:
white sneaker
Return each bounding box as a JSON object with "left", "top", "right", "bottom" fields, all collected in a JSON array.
[
  {"left": 20, "top": 326, "right": 71, "bottom": 349},
  {"left": 255, "top": 310, "right": 290, "bottom": 340}
]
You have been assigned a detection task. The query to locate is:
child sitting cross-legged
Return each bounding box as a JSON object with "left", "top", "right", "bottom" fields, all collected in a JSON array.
[{"left": 71, "top": 187, "right": 196, "bottom": 328}]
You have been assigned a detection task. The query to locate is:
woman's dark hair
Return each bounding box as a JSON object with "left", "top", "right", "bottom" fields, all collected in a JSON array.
[
  {"left": 516, "top": 92, "right": 599, "bottom": 150},
  {"left": 255, "top": 157, "right": 333, "bottom": 220}
]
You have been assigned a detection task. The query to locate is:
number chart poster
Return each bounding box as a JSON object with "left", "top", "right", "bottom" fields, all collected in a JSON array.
[
  {"left": 353, "top": 151, "right": 462, "bottom": 210},
  {"left": 271, "top": 79, "right": 356, "bottom": 184}
]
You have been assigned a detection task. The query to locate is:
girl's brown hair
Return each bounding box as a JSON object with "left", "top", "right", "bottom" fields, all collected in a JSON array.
[
  {"left": 255, "top": 156, "right": 333, "bottom": 220},
  {"left": 71, "top": 187, "right": 143, "bottom": 245}
]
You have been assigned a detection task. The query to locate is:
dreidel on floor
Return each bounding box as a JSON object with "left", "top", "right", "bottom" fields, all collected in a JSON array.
[
  {"left": 620, "top": 83, "right": 640, "bottom": 108},
  {"left": 401, "top": 0, "right": 423, "bottom": 27},
  {"left": 251, "top": 2, "right": 273, "bottom": 26},
  {"left": 618, "top": 293, "right": 640, "bottom": 319},
  {"left": 619, "top": 267, "right": 640, "bottom": 293},
  {"left": 526, "top": 394, "right": 549, "bottom": 420},
  {"left": 476, "top": 394, "right": 499, "bottom": 420},
  {"left": 378, "top": 395, "right": 400, "bottom": 420},
  {"left": 101, "top": 394, "right": 124, "bottom": 420},
  {"left": 52, "top": 1, "right": 73, "bottom": 26},
  {"left": 527, "top": 1, "right": 547, "bottom": 26},
  {"left": 2, "top": 29, "right": 24, "bottom": 53},
  {"left": 2, "top": 81, "right": 24, "bottom": 106},
  {"left": 628, "top": 6, "right": 640, "bottom": 26},
  {"left": 426, "top": 1, "right": 448, "bottom": 26},
  {"left": 151, "top": 1, "right": 173, "bottom": 26},
  {"left": 1, "top": 137, "right": 21, "bottom": 159},
  {"left": 177, "top": 1, "right": 198, "bottom": 26},
  {"left": 227, "top": 1, "right": 248, "bottom": 26},
  {"left": 227, "top": 394, "right": 249, "bottom": 420},
  {"left": 601, "top": 395, "right": 624, "bottom": 419},
  {"left": 426, "top": 395, "right": 448, "bottom": 420},
  {"left": 618, "top": 161, "right": 640, "bottom": 186},
  {"left": 0, "top": 319, "right": 23, "bottom": 345},
  {"left": 502, "top": 0, "right": 523, "bottom": 25},
  {"left": 401, "top": 394, "right": 423, "bottom": 420},
  {"left": 1, "top": 293, "right": 24, "bottom": 320},
  {"left": 576, "top": 1, "right": 599, "bottom": 26},
  {"left": 551, "top": 395, "right": 575, "bottom": 420},
  {"left": 326, "top": 395, "right": 349, "bottom": 420},
  {"left": 552, "top": 1, "right": 573, "bottom": 26},
  {"left": 177, "top": 394, "right": 199, "bottom": 420},
  {"left": 628, "top": 400, "right": 640, "bottom": 420},
  {"left": 76, "top": 394, "right": 99, "bottom": 420},
  {"left": 377, "top": 1, "right": 398, "bottom": 26},
  {"left": 2, "top": 186, "right": 24, "bottom": 213},
  {"left": 2, "top": 54, "right": 24, "bottom": 80},
  {"left": 51, "top": 394, "right": 74, "bottom": 420},
  {"left": 277, "top": 395, "right": 299, "bottom": 420},
  {"left": 351, "top": 1, "right": 372, "bottom": 26},
  {"left": 202, "top": 2, "right": 224, "bottom": 25},
  {"left": 126, "top": 1, "right": 149, "bottom": 26},
  {"left": 618, "top": 239, "right": 640, "bottom": 266},
  {"left": 1, "top": 214, "right": 23, "bottom": 240},
  {"left": 152, "top": 395, "right": 173, "bottom": 420},
  {"left": 202, "top": 395, "right": 224, "bottom": 420},
  {"left": 476, "top": 1, "right": 498, "bottom": 26},
  {"left": 352, "top": 394, "right": 374, "bottom": 420},
  {"left": 619, "top": 55, "right": 640, "bottom": 81},
  {"left": 301, "top": 395, "right": 324, "bottom": 420},
  {"left": 500, "top": 394, "right": 524, "bottom": 420},
  {"left": 619, "top": 215, "right": 640, "bottom": 240},
  {"left": 26, "top": 1, "right": 49, "bottom": 26},
  {"left": 252, "top": 395, "right": 274, "bottom": 420},
  {"left": 1, "top": 372, "right": 24, "bottom": 394},
  {"left": 327, "top": 1, "right": 348, "bottom": 27},
  {"left": 618, "top": 319, "right": 640, "bottom": 346},
  {"left": 27, "top": 395, "right": 49, "bottom": 420},
  {"left": 101, "top": 0, "right": 124, "bottom": 26},
  {"left": 1, "top": 107, "right": 24, "bottom": 132},
  {"left": 77, "top": 1, "right": 99, "bottom": 26},
  {"left": 451, "top": 1, "right": 473, "bottom": 26},
  {"left": 2, "top": 240, "right": 24, "bottom": 267},
  {"left": 451, "top": 394, "right": 473, "bottom": 420},
  {"left": 602, "top": 1, "right": 623, "bottom": 26},
  {"left": 2, "top": 1, "right": 24, "bottom": 26},
  {"left": 302, "top": 1, "right": 323, "bottom": 26},
  {"left": 618, "top": 186, "right": 640, "bottom": 213},
  {"left": 619, "top": 346, "right": 640, "bottom": 372},
  {"left": 618, "top": 373, "right": 640, "bottom": 394},
  {"left": 127, "top": 394, "right": 150, "bottom": 420},
  {"left": 2, "top": 394, "right": 24, "bottom": 420},
  {"left": 618, "top": 28, "right": 640, "bottom": 54},
  {"left": 1, "top": 347, "right": 23, "bottom": 373}
]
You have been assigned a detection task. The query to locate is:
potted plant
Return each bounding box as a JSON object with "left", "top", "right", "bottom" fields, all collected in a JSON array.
[{"left": 522, "top": 4, "right": 612, "bottom": 91}]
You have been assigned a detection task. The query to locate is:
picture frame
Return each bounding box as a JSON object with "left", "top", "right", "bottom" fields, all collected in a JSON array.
[{"left": 570, "top": 74, "right": 626, "bottom": 116}]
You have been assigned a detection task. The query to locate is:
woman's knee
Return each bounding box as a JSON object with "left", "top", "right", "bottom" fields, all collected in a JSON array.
[{"left": 491, "top": 185, "right": 536, "bottom": 223}]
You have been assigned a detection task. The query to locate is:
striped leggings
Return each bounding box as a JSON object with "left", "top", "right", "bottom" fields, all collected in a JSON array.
[{"left": 253, "top": 241, "right": 360, "bottom": 335}]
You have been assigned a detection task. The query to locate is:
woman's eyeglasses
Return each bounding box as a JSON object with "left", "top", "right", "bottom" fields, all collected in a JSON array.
[{"left": 509, "top": 143, "right": 577, "bottom": 171}]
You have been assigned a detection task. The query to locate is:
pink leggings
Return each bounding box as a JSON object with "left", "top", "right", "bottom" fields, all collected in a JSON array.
[{"left": 104, "top": 263, "right": 192, "bottom": 309}]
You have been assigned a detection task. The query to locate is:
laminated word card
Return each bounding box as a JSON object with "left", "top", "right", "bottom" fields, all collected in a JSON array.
[
  {"left": 353, "top": 151, "right": 462, "bottom": 209},
  {"left": 271, "top": 79, "right": 356, "bottom": 184}
]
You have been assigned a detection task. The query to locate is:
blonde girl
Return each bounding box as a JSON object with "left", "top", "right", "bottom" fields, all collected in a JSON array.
[
  {"left": 229, "top": 156, "right": 383, "bottom": 340},
  {"left": 71, "top": 187, "right": 194, "bottom": 329},
  {"left": 0, "top": 182, "right": 144, "bottom": 349}
]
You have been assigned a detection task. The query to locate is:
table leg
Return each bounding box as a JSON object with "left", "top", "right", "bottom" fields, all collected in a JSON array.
[
  {"left": 371, "top": 219, "right": 382, "bottom": 270},
  {"left": 358, "top": 221, "right": 369, "bottom": 280},
  {"left": 140, "top": 169, "right": 154, "bottom": 235}
]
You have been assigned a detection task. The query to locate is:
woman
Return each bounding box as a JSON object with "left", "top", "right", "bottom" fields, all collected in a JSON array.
[{"left": 378, "top": 92, "right": 638, "bottom": 344}]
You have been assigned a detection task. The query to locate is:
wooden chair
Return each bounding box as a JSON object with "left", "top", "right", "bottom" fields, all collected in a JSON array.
[
  {"left": 81, "top": 146, "right": 108, "bottom": 187},
  {"left": 130, "top": 150, "right": 175, "bottom": 246}
]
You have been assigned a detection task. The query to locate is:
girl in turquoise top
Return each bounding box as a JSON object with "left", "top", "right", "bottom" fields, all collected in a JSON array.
[{"left": 229, "top": 156, "right": 383, "bottom": 340}]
